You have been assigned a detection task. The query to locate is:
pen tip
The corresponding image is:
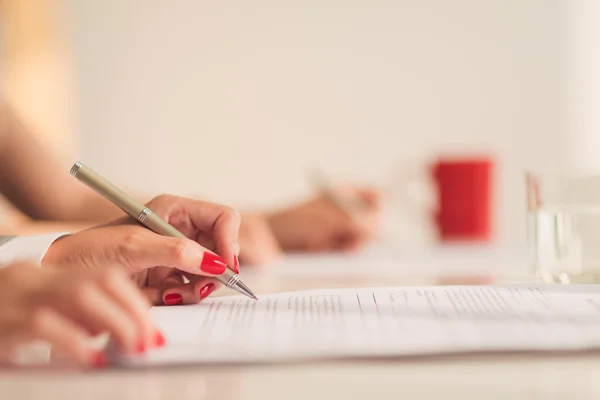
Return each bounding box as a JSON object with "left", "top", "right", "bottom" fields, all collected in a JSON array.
[{"left": 252, "top": 295, "right": 259, "bottom": 301}]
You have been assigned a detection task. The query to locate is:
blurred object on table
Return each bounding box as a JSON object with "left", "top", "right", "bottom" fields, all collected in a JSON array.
[
  {"left": 526, "top": 171, "right": 600, "bottom": 284},
  {"left": 387, "top": 155, "right": 494, "bottom": 246},
  {"left": 433, "top": 157, "right": 494, "bottom": 242}
]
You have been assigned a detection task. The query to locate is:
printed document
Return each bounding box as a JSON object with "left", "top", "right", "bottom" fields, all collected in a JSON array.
[{"left": 120, "top": 285, "right": 600, "bottom": 365}]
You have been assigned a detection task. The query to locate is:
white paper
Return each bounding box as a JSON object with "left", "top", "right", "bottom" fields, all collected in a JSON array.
[{"left": 120, "top": 285, "right": 600, "bottom": 366}]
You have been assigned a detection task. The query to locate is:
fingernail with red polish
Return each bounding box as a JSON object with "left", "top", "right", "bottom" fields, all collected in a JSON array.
[
  {"left": 164, "top": 293, "right": 183, "bottom": 306},
  {"left": 199, "top": 283, "right": 216, "bottom": 300},
  {"left": 92, "top": 352, "right": 108, "bottom": 368},
  {"left": 155, "top": 331, "right": 166, "bottom": 347},
  {"left": 233, "top": 255, "right": 240, "bottom": 274},
  {"left": 200, "top": 253, "right": 227, "bottom": 275}
]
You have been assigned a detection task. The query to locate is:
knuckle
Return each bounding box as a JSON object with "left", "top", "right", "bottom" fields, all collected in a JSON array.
[
  {"left": 117, "top": 228, "right": 145, "bottom": 260},
  {"left": 170, "top": 238, "right": 190, "bottom": 263},
  {"left": 150, "top": 194, "right": 175, "bottom": 206},
  {"left": 120, "top": 227, "right": 142, "bottom": 246},
  {"left": 147, "top": 194, "right": 179, "bottom": 218}
]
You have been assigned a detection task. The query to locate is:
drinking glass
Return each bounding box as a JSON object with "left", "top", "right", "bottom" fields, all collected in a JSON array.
[{"left": 527, "top": 173, "right": 600, "bottom": 283}]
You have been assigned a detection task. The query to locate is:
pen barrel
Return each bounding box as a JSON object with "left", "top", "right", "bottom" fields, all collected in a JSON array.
[
  {"left": 141, "top": 211, "right": 187, "bottom": 239},
  {"left": 70, "top": 162, "right": 147, "bottom": 218}
]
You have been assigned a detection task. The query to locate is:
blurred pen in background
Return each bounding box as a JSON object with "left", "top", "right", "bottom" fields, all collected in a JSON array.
[{"left": 309, "top": 169, "right": 372, "bottom": 221}]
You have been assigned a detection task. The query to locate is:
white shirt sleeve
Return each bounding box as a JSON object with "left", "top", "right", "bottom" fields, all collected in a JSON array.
[{"left": 0, "top": 232, "right": 71, "bottom": 267}]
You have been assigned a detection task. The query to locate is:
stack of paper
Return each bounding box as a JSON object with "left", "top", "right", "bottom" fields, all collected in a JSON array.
[{"left": 119, "top": 285, "right": 600, "bottom": 366}]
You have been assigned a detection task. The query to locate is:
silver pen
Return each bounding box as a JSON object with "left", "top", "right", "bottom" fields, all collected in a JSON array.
[{"left": 70, "top": 161, "right": 257, "bottom": 300}]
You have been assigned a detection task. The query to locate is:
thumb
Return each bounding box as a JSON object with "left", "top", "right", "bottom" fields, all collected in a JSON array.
[{"left": 131, "top": 234, "right": 229, "bottom": 277}]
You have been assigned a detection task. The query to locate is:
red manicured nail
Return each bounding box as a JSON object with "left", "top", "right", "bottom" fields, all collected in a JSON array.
[
  {"left": 164, "top": 293, "right": 183, "bottom": 305},
  {"left": 92, "top": 352, "right": 108, "bottom": 368},
  {"left": 155, "top": 331, "right": 166, "bottom": 347},
  {"left": 233, "top": 255, "right": 240, "bottom": 274},
  {"left": 200, "top": 253, "right": 227, "bottom": 274},
  {"left": 199, "top": 283, "right": 216, "bottom": 300}
]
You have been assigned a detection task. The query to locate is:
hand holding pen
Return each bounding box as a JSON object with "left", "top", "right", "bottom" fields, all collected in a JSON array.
[
  {"left": 42, "top": 162, "right": 257, "bottom": 306},
  {"left": 72, "top": 161, "right": 256, "bottom": 300},
  {"left": 266, "top": 169, "right": 381, "bottom": 253}
]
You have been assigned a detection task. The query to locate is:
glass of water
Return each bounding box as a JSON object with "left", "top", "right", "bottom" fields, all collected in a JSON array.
[{"left": 527, "top": 172, "right": 600, "bottom": 283}]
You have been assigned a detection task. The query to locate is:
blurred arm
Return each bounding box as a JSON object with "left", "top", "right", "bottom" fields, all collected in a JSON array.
[{"left": 0, "top": 101, "right": 124, "bottom": 222}]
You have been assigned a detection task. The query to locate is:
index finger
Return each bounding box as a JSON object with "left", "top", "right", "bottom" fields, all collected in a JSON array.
[
  {"left": 98, "top": 268, "right": 160, "bottom": 350},
  {"left": 211, "top": 207, "right": 241, "bottom": 269},
  {"left": 168, "top": 197, "right": 241, "bottom": 268}
]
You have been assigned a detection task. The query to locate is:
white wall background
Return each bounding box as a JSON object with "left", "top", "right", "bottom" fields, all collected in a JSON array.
[{"left": 63, "top": 1, "right": 567, "bottom": 247}]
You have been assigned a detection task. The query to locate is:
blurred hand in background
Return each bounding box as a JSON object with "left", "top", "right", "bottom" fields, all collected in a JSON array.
[{"left": 239, "top": 186, "right": 381, "bottom": 265}]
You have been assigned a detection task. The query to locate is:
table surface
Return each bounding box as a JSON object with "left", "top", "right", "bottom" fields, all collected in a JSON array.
[{"left": 2, "top": 249, "right": 599, "bottom": 400}]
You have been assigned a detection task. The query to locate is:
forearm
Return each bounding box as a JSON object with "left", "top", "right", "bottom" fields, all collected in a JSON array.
[
  {"left": 0, "top": 102, "right": 125, "bottom": 222},
  {"left": 50, "top": 188, "right": 125, "bottom": 222}
]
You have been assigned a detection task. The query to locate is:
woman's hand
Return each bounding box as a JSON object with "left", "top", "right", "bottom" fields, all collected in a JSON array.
[
  {"left": 0, "top": 262, "right": 162, "bottom": 368},
  {"left": 42, "top": 194, "right": 241, "bottom": 306}
]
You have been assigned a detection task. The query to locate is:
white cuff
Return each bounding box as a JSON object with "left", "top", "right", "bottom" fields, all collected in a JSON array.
[{"left": 0, "top": 232, "right": 71, "bottom": 267}]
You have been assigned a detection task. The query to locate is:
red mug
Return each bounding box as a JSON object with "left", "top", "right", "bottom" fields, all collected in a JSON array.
[{"left": 431, "top": 157, "right": 494, "bottom": 241}]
